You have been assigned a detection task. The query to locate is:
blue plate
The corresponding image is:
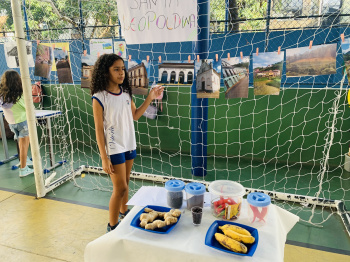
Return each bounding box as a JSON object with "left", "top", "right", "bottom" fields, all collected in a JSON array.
[
  {"left": 130, "top": 205, "right": 181, "bottom": 234},
  {"left": 205, "top": 220, "right": 259, "bottom": 256}
]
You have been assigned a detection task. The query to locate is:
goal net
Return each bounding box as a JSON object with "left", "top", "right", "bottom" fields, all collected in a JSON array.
[{"left": 1, "top": 0, "right": 349, "bottom": 235}]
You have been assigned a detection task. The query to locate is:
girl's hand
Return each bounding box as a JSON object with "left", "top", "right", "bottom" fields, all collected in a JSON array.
[
  {"left": 102, "top": 157, "right": 114, "bottom": 175},
  {"left": 148, "top": 85, "right": 164, "bottom": 100}
]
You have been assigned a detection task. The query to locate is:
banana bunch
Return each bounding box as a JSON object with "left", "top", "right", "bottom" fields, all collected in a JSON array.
[{"left": 214, "top": 224, "right": 255, "bottom": 254}]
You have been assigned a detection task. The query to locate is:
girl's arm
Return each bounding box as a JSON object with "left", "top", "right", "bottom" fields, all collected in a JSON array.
[
  {"left": 92, "top": 99, "right": 114, "bottom": 174},
  {"left": 131, "top": 85, "right": 164, "bottom": 120}
]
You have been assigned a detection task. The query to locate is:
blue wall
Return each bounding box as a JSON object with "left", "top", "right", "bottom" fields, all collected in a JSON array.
[{"left": 0, "top": 27, "right": 349, "bottom": 88}]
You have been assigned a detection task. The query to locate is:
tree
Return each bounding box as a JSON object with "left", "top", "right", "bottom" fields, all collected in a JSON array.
[
  {"left": 1, "top": 0, "right": 119, "bottom": 39},
  {"left": 0, "top": 1, "right": 13, "bottom": 32},
  {"left": 227, "top": 0, "right": 239, "bottom": 32},
  {"left": 210, "top": 0, "right": 267, "bottom": 32}
]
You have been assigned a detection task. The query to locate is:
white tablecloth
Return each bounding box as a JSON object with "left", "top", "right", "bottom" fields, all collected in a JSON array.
[{"left": 85, "top": 187, "right": 299, "bottom": 262}]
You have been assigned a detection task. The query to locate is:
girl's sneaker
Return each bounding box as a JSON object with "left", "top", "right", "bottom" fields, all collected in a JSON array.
[
  {"left": 106, "top": 221, "right": 119, "bottom": 233},
  {"left": 19, "top": 166, "right": 34, "bottom": 177},
  {"left": 119, "top": 209, "right": 130, "bottom": 220},
  {"left": 26, "top": 157, "right": 33, "bottom": 168}
]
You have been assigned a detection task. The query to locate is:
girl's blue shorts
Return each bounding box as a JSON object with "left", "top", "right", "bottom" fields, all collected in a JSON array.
[
  {"left": 109, "top": 150, "right": 137, "bottom": 165},
  {"left": 9, "top": 120, "right": 29, "bottom": 140}
]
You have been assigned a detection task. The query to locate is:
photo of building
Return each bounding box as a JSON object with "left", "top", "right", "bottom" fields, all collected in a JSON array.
[
  {"left": 34, "top": 44, "right": 53, "bottom": 79},
  {"left": 196, "top": 59, "right": 221, "bottom": 98},
  {"left": 253, "top": 52, "right": 283, "bottom": 96},
  {"left": 158, "top": 62, "right": 194, "bottom": 84},
  {"left": 128, "top": 62, "right": 149, "bottom": 95},
  {"left": 81, "top": 54, "right": 97, "bottom": 88},
  {"left": 341, "top": 37, "right": 350, "bottom": 80},
  {"left": 4, "top": 41, "right": 34, "bottom": 68},
  {"left": 222, "top": 56, "right": 249, "bottom": 99}
]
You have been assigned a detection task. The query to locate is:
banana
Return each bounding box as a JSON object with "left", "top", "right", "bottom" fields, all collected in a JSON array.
[
  {"left": 219, "top": 224, "right": 251, "bottom": 236},
  {"left": 220, "top": 227, "right": 255, "bottom": 244},
  {"left": 215, "top": 233, "right": 248, "bottom": 253}
]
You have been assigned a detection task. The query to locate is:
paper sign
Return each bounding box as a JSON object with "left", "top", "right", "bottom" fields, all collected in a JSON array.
[
  {"left": 114, "top": 40, "right": 127, "bottom": 59},
  {"left": 3, "top": 41, "right": 34, "bottom": 68},
  {"left": 90, "top": 39, "right": 113, "bottom": 59},
  {"left": 116, "top": 0, "right": 198, "bottom": 44}
]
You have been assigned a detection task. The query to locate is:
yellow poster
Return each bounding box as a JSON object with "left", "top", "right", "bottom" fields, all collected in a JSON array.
[{"left": 41, "top": 42, "right": 71, "bottom": 72}]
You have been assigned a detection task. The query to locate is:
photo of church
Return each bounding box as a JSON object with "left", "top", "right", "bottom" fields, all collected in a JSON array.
[{"left": 195, "top": 59, "right": 221, "bottom": 98}]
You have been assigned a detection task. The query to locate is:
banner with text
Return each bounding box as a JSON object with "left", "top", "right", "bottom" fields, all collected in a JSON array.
[{"left": 116, "top": 0, "right": 198, "bottom": 45}]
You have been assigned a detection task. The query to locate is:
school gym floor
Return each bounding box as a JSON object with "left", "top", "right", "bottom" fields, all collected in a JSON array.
[{"left": 0, "top": 140, "right": 349, "bottom": 262}]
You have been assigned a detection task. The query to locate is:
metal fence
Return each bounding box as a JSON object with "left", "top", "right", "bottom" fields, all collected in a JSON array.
[{"left": 1, "top": 0, "right": 350, "bottom": 41}]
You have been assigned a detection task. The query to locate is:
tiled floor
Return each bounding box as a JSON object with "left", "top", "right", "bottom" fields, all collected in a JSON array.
[{"left": 0, "top": 139, "right": 349, "bottom": 261}]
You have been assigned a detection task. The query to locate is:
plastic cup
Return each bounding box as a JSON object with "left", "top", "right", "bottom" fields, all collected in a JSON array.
[
  {"left": 185, "top": 182, "right": 206, "bottom": 210},
  {"left": 191, "top": 206, "right": 203, "bottom": 226},
  {"left": 165, "top": 180, "right": 185, "bottom": 209},
  {"left": 208, "top": 180, "right": 245, "bottom": 221},
  {"left": 247, "top": 192, "right": 271, "bottom": 225}
]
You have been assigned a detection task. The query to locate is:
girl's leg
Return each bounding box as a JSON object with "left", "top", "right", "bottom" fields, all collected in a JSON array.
[
  {"left": 18, "top": 136, "right": 30, "bottom": 168},
  {"left": 109, "top": 163, "right": 128, "bottom": 226},
  {"left": 120, "top": 159, "right": 134, "bottom": 214}
]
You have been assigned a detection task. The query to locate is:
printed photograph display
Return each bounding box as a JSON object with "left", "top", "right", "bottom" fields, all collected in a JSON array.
[
  {"left": 341, "top": 37, "right": 350, "bottom": 79},
  {"left": 222, "top": 56, "right": 249, "bottom": 99},
  {"left": 128, "top": 59, "right": 150, "bottom": 95},
  {"left": 286, "top": 44, "right": 336, "bottom": 77},
  {"left": 158, "top": 60, "right": 194, "bottom": 85},
  {"left": 37, "top": 43, "right": 73, "bottom": 83},
  {"left": 253, "top": 52, "right": 283, "bottom": 96},
  {"left": 3, "top": 41, "right": 34, "bottom": 68},
  {"left": 81, "top": 54, "right": 97, "bottom": 89},
  {"left": 114, "top": 41, "right": 127, "bottom": 60},
  {"left": 34, "top": 44, "right": 54, "bottom": 79},
  {"left": 195, "top": 59, "right": 221, "bottom": 99},
  {"left": 53, "top": 44, "right": 73, "bottom": 83},
  {"left": 90, "top": 39, "right": 113, "bottom": 59}
]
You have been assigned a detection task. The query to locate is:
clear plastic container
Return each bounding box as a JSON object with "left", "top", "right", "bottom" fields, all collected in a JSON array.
[
  {"left": 185, "top": 182, "right": 206, "bottom": 210},
  {"left": 247, "top": 192, "right": 271, "bottom": 225},
  {"left": 165, "top": 180, "right": 185, "bottom": 209},
  {"left": 208, "top": 180, "right": 245, "bottom": 220}
]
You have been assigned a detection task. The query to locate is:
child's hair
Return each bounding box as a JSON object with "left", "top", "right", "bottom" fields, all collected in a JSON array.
[
  {"left": 0, "top": 70, "right": 23, "bottom": 104},
  {"left": 90, "top": 54, "right": 132, "bottom": 97}
]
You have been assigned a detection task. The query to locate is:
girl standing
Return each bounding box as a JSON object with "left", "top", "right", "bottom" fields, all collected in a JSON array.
[
  {"left": 0, "top": 70, "right": 33, "bottom": 177},
  {"left": 90, "top": 54, "right": 163, "bottom": 232}
]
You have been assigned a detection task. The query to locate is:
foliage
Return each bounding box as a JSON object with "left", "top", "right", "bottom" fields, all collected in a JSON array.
[
  {"left": 0, "top": 0, "right": 119, "bottom": 39},
  {"left": 266, "top": 79, "right": 281, "bottom": 88},
  {"left": 0, "top": 0, "right": 13, "bottom": 31},
  {"left": 210, "top": 0, "right": 267, "bottom": 32}
]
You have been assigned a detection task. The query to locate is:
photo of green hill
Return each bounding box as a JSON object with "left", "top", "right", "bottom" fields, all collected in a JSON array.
[
  {"left": 286, "top": 44, "right": 336, "bottom": 77},
  {"left": 253, "top": 52, "right": 284, "bottom": 96}
]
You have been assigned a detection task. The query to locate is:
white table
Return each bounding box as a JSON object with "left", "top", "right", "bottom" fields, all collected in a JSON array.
[
  {"left": 0, "top": 107, "right": 62, "bottom": 172},
  {"left": 85, "top": 187, "right": 299, "bottom": 262}
]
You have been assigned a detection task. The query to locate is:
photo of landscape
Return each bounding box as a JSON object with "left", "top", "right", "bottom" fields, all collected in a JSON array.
[
  {"left": 253, "top": 52, "right": 283, "bottom": 96},
  {"left": 341, "top": 38, "right": 350, "bottom": 80},
  {"left": 286, "top": 44, "right": 336, "bottom": 77}
]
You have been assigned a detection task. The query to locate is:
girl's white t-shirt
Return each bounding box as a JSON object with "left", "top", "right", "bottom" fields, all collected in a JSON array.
[{"left": 92, "top": 89, "right": 136, "bottom": 156}]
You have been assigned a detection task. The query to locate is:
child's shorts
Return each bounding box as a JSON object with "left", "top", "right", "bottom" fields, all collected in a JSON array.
[
  {"left": 8, "top": 120, "right": 29, "bottom": 140},
  {"left": 110, "top": 150, "right": 137, "bottom": 165}
]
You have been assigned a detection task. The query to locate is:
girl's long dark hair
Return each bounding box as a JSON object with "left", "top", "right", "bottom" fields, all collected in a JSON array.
[
  {"left": 90, "top": 54, "right": 132, "bottom": 97},
  {"left": 0, "top": 70, "right": 23, "bottom": 104}
]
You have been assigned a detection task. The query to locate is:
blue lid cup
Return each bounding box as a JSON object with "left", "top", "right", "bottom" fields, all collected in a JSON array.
[
  {"left": 185, "top": 182, "right": 206, "bottom": 210},
  {"left": 247, "top": 192, "right": 271, "bottom": 225},
  {"left": 165, "top": 180, "right": 185, "bottom": 209}
]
